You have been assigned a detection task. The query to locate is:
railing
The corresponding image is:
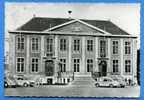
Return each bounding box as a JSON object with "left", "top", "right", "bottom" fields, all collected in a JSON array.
[
  {"left": 91, "top": 72, "right": 120, "bottom": 78},
  {"left": 57, "top": 71, "right": 74, "bottom": 79}
]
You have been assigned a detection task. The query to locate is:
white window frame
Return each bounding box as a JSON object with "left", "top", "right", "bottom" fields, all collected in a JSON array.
[
  {"left": 31, "top": 57, "right": 39, "bottom": 73},
  {"left": 87, "top": 40, "right": 93, "bottom": 52},
  {"left": 31, "top": 37, "right": 39, "bottom": 52},
  {"left": 99, "top": 40, "right": 106, "bottom": 57},
  {"left": 87, "top": 59, "right": 93, "bottom": 72},
  {"left": 16, "top": 35, "right": 25, "bottom": 51},
  {"left": 125, "top": 41, "right": 131, "bottom": 54},
  {"left": 60, "top": 39, "right": 67, "bottom": 51},
  {"left": 112, "top": 40, "right": 119, "bottom": 54},
  {"left": 125, "top": 60, "right": 131, "bottom": 74},
  {"left": 73, "top": 58, "right": 80, "bottom": 72},
  {"left": 46, "top": 38, "right": 53, "bottom": 56},
  {"left": 73, "top": 39, "right": 80, "bottom": 52},
  {"left": 16, "top": 57, "right": 25, "bottom": 73},
  {"left": 59, "top": 58, "right": 66, "bottom": 72},
  {"left": 112, "top": 60, "right": 119, "bottom": 73}
]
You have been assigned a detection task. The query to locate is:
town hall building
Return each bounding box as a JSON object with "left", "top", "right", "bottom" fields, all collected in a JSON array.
[{"left": 8, "top": 17, "right": 138, "bottom": 84}]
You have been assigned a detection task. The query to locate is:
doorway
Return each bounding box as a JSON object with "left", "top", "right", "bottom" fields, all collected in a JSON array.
[
  {"left": 45, "top": 60, "right": 54, "bottom": 76},
  {"left": 99, "top": 60, "right": 107, "bottom": 76}
]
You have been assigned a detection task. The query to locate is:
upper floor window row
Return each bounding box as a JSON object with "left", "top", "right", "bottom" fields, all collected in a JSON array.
[
  {"left": 87, "top": 40, "right": 93, "bottom": 52},
  {"left": 16, "top": 36, "right": 25, "bottom": 51},
  {"left": 125, "top": 41, "right": 131, "bottom": 54},
  {"left": 60, "top": 39, "right": 67, "bottom": 51},
  {"left": 112, "top": 41, "right": 119, "bottom": 54},
  {"left": 46, "top": 38, "right": 53, "bottom": 53},
  {"left": 31, "top": 37, "right": 40, "bottom": 52},
  {"left": 100, "top": 40, "right": 106, "bottom": 57},
  {"left": 74, "top": 39, "right": 80, "bottom": 51}
]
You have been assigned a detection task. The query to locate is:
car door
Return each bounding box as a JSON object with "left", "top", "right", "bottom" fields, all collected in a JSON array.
[
  {"left": 17, "top": 78, "right": 24, "bottom": 85},
  {"left": 102, "top": 78, "right": 108, "bottom": 86}
]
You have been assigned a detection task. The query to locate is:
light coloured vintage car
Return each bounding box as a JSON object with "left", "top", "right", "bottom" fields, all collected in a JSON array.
[
  {"left": 15, "top": 76, "right": 35, "bottom": 87},
  {"left": 95, "top": 77, "right": 125, "bottom": 88}
]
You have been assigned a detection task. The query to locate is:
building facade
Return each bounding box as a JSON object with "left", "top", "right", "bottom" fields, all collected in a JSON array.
[{"left": 9, "top": 17, "right": 137, "bottom": 84}]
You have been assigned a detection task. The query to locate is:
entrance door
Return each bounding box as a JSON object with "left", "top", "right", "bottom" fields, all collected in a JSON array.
[
  {"left": 99, "top": 61, "right": 107, "bottom": 76},
  {"left": 45, "top": 60, "right": 54, "bottom": 76}
]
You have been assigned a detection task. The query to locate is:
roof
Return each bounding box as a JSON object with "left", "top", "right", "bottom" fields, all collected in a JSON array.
[{"left": 16, "top": 17, "right": 129, "bottom": 35}]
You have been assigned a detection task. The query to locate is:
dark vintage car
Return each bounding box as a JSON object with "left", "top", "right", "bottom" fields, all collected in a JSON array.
[{"left": 4, "top": 76, "right": 17, "bottom": 88}]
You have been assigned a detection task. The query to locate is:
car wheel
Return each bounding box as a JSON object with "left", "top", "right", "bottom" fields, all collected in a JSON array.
[
  {"left": 4, "top": 82, "right": 8, "bottom": 88},
  {"left": 95, "top": 83, "right": 99, "bottom": 87},
  {"left": 109, "top": 84, "right": 113, "bottom": 88},
  {"left": 23, "top": 83, "right": 28, "bottom": 87}
]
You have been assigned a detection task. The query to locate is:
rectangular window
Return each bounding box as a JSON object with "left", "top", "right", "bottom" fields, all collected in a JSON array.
[
  {"left": 112, "top": 41, "right": 118, "bottom": 54},
  {"left": 60, "top": 59, "right": 66, "bottom": 72},
  {"left": 125, "top": 41, "right": 131, "bottom": 54},
  {"left": 46, "top": 38, "right": 53, "bottom": 56},
  {"left": 74, "top": 39, "right": 80, "bottom": 51},
  {"left": 60, "top": 39, "right": 67, "bottom": 51},
  {"left": 100, "top": 40, "right": 106, "bottom": 57},
  {"left": 87, "top": 40, "right": 93, "bottom": 51},
  {"left": 87, "top": 59, "right": 93, "bottom": 72},
  {"left": 31, "top": 58, "right": 39, "bottom": 73},
  {"left": 74, "top": 59, "right": 80, "bottom": 72},
  {"left": 16, "top": 36, "right": 25, "bottom": 50},
  {"left": 113, "top": 60, "right": 119, "bottom": 73},
  {"left": 16, "top": 58, "right": 24, "bottom": 73},
  {"left": 125, "top": 60, "right": 131, "bottom": 73},
  {"left": 31, "top": 37, "right": 39, "bottom": 52}
]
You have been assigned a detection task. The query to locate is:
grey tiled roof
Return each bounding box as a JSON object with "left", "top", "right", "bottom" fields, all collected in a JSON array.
[{"left": 17, "top": 17, "right": 129, "bottom": 35}]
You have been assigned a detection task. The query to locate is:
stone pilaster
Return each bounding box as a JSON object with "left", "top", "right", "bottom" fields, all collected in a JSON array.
[
  {"left": 120, "top": 38, "right": 124, "bottom": 75},
  {"left": 107, "top": 38, "right": 111, "bottom": 75},
  {"left": 40, "top": 36, "right": 45, "bottom": 75},
  {"left": 26, "top": 35, "right": 30, "bottom": 75},
  {"left": 132, "top": 39, "right": 137, "bottom": 84},
  {"left": 81, "top": 36, "right": 85, "bottom": 73},
  {"left": 68, "top": 36, "right": 72, "bottom": 72},
  {"left": 9, "top": 34, "right": 15, "bottom": 75},
  {"left": 95, "top": 37, "right": 98, "bottom": 72},
  {"left": 54, "top": 35, "right": 58, "bottom": 74}
]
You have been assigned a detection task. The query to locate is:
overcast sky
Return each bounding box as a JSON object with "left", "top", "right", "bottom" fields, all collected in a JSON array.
[{"left": 5, "top": 3, "right": 140, "bottom": 49}]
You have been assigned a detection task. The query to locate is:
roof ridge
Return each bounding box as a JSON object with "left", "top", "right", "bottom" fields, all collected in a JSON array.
[{"left": 32, "top": 16, "right": 109, "bottom": 22}]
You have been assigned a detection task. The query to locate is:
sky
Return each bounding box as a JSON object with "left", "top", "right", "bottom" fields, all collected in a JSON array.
[{"left": 5, "top": 3, "right": 140, "bottom": 52}]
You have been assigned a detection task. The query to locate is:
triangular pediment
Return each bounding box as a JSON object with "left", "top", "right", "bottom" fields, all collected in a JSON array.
[
  {"left": 50, "top": 21, "right": 102, "bottom": 33},
  {"left": 43, "top": 19, "right": 111, "bottom": 35}
]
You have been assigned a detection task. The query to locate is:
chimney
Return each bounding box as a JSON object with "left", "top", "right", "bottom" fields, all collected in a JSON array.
[
  {"left": 68, "top": 10, "right": 72, "bottom": 19},
  {"left": 33, "top": 14, "right": 36, "bottom": 18}
]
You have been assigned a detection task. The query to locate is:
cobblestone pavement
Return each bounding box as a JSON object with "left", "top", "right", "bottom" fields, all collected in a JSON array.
[{"left": 4, "top": 85, "right": 140, "bottom": 97}]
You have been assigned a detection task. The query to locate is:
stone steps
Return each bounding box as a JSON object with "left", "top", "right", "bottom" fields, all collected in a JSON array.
[{"left": 70, "top": 75, "right": 95, "bottom": 87}]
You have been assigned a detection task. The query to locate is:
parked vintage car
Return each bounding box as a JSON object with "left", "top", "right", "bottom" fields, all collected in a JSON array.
[
  {"left": 109, "top": 75, "right": 126, "bottom": 87},
  {"left": 95, "top": 77, "right": 125, "bottom": 88},
  {"left": 14, "top": 76, "right": 35, "bottom": 87},
  {"left": 4, "top": 76, "right": 17, "bottom": 88}
]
